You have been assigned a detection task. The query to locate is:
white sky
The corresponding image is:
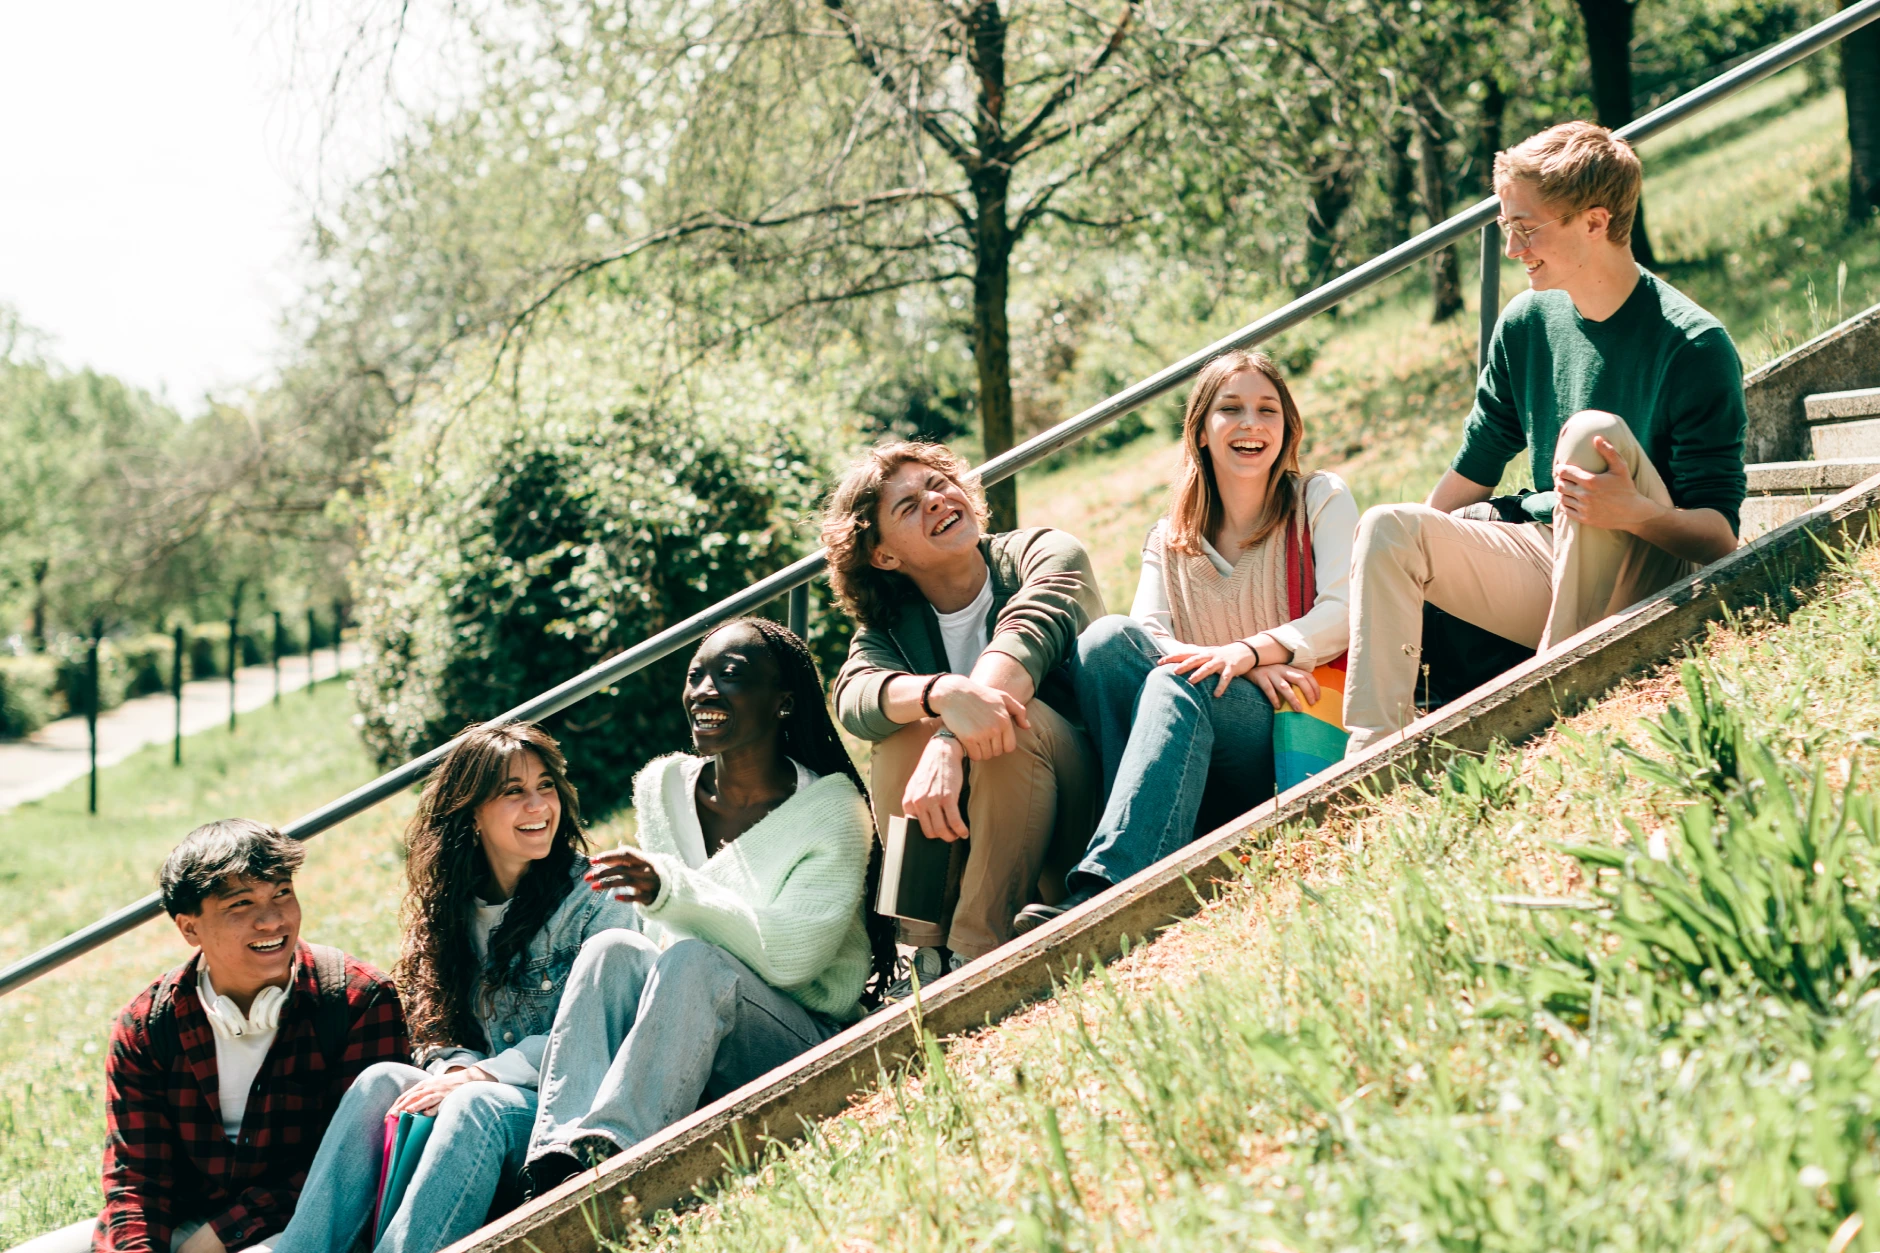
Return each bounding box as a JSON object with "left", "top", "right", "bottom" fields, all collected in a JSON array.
[{"left": 0, "top": 2, "right": 465, "bottom": 412}]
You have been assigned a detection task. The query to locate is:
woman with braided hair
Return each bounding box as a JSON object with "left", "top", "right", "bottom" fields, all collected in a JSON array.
[{"left": 520, "top": 617, "right": 888, "bottom": 1192}]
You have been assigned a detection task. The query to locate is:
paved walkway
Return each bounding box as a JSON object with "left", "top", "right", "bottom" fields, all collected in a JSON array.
[{"left": 0, "top": 644, "right": 363, "bottom": 814}]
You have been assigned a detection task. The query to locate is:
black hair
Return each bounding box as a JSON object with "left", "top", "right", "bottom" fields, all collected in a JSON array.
[
  {"left": 159, "top": 818, "right": 306, "bottom": 917},
  {"left": 717, "top": 616, "right": 900, "bottom": 1009}
]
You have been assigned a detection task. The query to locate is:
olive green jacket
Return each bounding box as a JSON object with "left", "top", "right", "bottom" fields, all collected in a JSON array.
[{"left": 832, "top": 527, "right": 1106, "bottom": 742}]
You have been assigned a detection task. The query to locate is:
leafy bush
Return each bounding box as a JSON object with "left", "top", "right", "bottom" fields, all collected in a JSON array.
[
  {"left": 49, "top": 635, "right": 132, "bottom": 717},
  {"left": 117, "top": 633, "right": 177, "bottom": 699},
  {"left": 0, "top": 654, "right": 60, "bottom": 738},
  {"left": 186, "top": 622, "right": 262, "bottom": 680},
  {"left": 353, "top": 391, "right": 827, "bottom": 815}
]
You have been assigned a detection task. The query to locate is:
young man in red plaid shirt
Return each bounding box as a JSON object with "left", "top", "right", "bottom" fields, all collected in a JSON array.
[{"left": 36, "top": 819, "right": 409, "bottom": 1253}]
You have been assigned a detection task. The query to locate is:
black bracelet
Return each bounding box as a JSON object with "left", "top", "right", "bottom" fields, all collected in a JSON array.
[{"left": 921, "top": 673, "right": 945, "bottom": 718}]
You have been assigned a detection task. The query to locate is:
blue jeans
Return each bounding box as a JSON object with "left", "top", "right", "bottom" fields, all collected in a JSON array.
[
  {"left": 270, "top": 1062, "right": 535, "bottom": 1253},
  {"left": 1072, "top": 615, "right": 1276, "bottom": 886},
  {"left": 528, "top": 930, "right": 839, "bottom": 1162}
]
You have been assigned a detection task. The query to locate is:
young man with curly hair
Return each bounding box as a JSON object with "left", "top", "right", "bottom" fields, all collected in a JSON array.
[{"left": 822, "top": 442, "right": 1102, "bottom": 991}]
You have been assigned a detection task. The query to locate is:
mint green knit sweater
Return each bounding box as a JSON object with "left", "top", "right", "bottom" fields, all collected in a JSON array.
[{"left": 631, "top": 753, "right": 873, "bottom": 1022}]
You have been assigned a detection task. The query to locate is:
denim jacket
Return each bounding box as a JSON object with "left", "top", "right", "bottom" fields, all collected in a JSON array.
[{"left": 421, "top": 855, "right": 638, "bottom": 1085}]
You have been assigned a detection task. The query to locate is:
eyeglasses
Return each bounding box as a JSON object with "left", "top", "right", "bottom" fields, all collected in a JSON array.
[{"left": 1495, "top": 213, "right": 1569, "bottom": 252}]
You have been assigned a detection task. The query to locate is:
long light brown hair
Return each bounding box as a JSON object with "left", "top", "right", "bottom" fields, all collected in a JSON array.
[
  {"left": 396, "top": 722, "right": 588, "bottom": 1052},
  {"left": 1165, "top": 350, "right": 1306, "bottom": 556},
  {"left": 819, "top": 441, "right": 989, "bottom": 629}
]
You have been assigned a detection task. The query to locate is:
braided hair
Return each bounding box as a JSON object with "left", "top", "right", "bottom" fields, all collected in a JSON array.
[{"left": 717, "top": 616, "right": 900, "bottom": 1009}]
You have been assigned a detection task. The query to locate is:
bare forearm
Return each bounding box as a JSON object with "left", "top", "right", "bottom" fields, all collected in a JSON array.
[
  {"left": 970, "top": 650, "right": 1035, "bottom": 705},
  {"left": 1427, "top": 469, "right": 1495, "bottom": 513},
  {"left": 1629, "top": 504, "right": 1738, "bottom": 565}
]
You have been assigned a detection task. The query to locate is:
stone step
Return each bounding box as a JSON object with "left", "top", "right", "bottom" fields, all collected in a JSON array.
[
  {"left": 1740, "top": 458, "right": 1880, "bottom": 540},
  {"left": 1804, "top": 387, "right": 1880, "bottom": 423},
  {"left": 1813, "top": 417, "right": 1880, "bottom": 460}
]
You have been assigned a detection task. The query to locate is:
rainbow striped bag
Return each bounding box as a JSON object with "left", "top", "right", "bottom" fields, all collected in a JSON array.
[{"left": 1272, "top": 509, "right": 1349, "bottom": 792}]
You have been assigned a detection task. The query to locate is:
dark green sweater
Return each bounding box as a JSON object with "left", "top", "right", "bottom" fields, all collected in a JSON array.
[{"left": 1452, "top": 267, "right": 1748, "bottom": 535}]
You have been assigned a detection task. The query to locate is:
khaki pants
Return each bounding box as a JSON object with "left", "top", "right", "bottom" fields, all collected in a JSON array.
[
  {"left": 1345, "top": 411, "right": 1695, "bottom": 753},
  {"left": 868, "top": 699, "right": 1097, "bottom": 960}
]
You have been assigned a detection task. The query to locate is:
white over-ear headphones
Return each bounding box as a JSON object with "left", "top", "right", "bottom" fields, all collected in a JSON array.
[{"left": 199, "top": 967, "right": 287, "bottom": 1041}]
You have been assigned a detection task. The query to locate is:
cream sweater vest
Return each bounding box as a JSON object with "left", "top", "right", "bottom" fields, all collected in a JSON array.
[
  {"left": 1143, "top": 490, "right": 1307, "bottom": 648},
  {"left": 632, "top": 753, "right": 874, "bottom": 1021}
]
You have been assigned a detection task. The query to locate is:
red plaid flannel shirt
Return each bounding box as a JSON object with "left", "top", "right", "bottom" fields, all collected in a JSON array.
[{"left": 97, "top": 943, "right": 409, "bottom": 1253}]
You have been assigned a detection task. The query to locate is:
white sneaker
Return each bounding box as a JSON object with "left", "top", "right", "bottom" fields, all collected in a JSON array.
[{"left": 884, "top": 947, "right": 965, "bottom": 1001}]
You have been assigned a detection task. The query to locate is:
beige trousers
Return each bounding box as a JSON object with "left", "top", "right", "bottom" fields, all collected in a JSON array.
[
  {"left": 1344, "top": 410, "right": 1695, "bottom": 752},
  {"left": 868, "top": 699, "right": 1097, "bottom": 959}
]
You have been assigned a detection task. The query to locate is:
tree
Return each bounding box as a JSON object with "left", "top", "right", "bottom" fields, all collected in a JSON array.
[
  {"left": 299, "top": 0, "right": 1240, "bottom": 532},
  {"left": 1846, "top": 0, "right": 1880, "bottom": 223},
  {"left": 1572, "top": 0, "right": 1659, "bottom": 266}
]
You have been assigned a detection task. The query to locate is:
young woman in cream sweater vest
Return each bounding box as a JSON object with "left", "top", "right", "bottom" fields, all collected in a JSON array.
[
  {"left": 1015, "top": 350, "right": 1359, "bottom": 932},
  {"left": 520, "top": 618, "right": 894, "bottom": 1192}
]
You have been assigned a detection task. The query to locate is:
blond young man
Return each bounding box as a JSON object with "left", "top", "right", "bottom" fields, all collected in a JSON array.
[
  {"left": 823, "top": 442, "right": 1101, "bottom": 990},
  {"left": 1343, "top": 121, "right": 1747, "bottom": 753}
]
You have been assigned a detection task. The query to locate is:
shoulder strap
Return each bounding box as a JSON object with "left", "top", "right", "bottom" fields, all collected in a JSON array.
[
  {"left": 307, "top": 944, "right": 353, "bottom": 1069},
  {"left": 1285, "top": 483, "right": 1317, "bottom": 623}
]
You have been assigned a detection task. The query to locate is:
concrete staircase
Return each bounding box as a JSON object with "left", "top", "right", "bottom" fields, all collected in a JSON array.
[{"left": 1740, "top": 304, "right": 1880, "bottom": 539}]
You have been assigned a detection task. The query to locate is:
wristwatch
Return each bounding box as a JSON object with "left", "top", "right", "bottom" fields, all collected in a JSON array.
[{"left": 932, "top": 726, "right": 959, "bottom": 742}]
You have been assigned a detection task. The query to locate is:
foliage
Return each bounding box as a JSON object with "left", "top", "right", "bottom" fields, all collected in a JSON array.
[
  {"left": 351, "top": 342, "right": 829, "bottom": 814},
  {"left": 0, "top": 656, "right": 59, "bottom": 739}
]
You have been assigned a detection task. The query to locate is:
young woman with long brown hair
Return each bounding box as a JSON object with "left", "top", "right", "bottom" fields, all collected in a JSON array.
[
  {"left": 271, "top": 723, "right": 635, "bottom": 1253},
  {"left": 1014, "top": 350, "right": 1359, "bottom": 932}
]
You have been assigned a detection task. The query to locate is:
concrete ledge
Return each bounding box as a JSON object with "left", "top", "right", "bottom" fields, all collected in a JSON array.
[
  {"left": 1746, "top": 458, "right": 1880, "bottom": 494},
  {"left": 450, "top": 471, "right": 1880, "bottom": 1253},
  {"left": 1743, "top": 301, "right": 1880, "bottom": 462},
  {"left": 1805, "top": 387, "right": 1880, "bottom": 423},
  {"left": 1813, "top": 418, "right": 1880, "bottom": 462}
]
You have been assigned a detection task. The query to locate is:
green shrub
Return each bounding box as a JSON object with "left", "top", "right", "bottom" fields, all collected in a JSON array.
[
  {"left": 353, "top": 396, "right": 826, "bottom": 815},
  {"left": 49, "top": 635, "right": 132, "bottom": 717},
  {"left": 0, "top": 655, "right": 61, "bottom": 738},
  {"left": 186, "top": 622, "right": 263, "bottom": 679},
  {"left": 117, "top": 633, "right": 177, "bottom": 699}
]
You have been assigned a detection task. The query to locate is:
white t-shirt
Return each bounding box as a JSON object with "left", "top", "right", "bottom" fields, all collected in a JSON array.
[
  {"left": 198, "top": 967, "right": 280, "bottom": 1141},
  {"left": 934, "top": 572, "right": 994, "bottom": 676}
]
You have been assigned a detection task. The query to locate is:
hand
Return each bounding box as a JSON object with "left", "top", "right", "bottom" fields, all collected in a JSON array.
[
  {"left": 586, "top": 847, "right": 662, "bottom": 905},
  {"left": 1248, "top": 663, "right": 1321, "bottom": 713},
  {"left": 1158, "top": 641, "right": 1259, "bottom": 698},
  {"left": 176, "top": 1223, "right": 226, "bottom": 1253},
  {"left": 902, "top": 732, "right": 968, "bottom": 842},
  {"left": 1553, "top": 435, "right": 1657, "bottom": 532},
  {"left": 930, "top": 675, "right": 1031, "bottom": 760},
  {"left": 390, "top": 1064, "right": 496, "bottom": 1116}
]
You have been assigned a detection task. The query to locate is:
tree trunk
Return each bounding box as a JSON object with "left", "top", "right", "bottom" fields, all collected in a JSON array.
[
  {"left": 966, "top": 1, "right": 1019, "bottom": 532},
  {"left": 29, "top": 558, "right": 47, "bottom": 652},
  {"left": 1573, "top": 0, "right": 1657, "bottom": 267},
  {"left": 1414, "top": 98, "right": 1464, "bottom": 323},
  {"left": 1302, "top": 160, "right": 1358, "bottom": 295},
  {"left": 1845, "top": 0, "right": 1880, "bottom": 223},
  {"left": 972, "top": 170, "right": 1018, "bottom": 531},
  {"left": 1478, "top": 77, "right": 1507, "bottom": 193},
  {"left": 1386, "top": 117, "right": 1417, "bottom": 246}
]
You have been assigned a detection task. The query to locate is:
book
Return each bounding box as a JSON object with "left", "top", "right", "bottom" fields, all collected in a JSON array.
[
  {"left": 373, "top": 1110, "right": 437, "bottom": 1242},
  {"left": 875, "top": 814, "right": 952, "bottom": 925}
]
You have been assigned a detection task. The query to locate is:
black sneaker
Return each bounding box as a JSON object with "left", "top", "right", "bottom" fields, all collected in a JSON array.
[
  {"left": 1012, "top": 881, "right": 1107, "bottom": 934},
  {"left": 521, "top": 1150, "right": 584, "bottom": 1199}
]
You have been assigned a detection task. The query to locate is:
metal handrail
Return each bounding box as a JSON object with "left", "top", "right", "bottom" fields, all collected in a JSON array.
[{"left": 5, "top": 0, "right": 1877, "bottom": 998}]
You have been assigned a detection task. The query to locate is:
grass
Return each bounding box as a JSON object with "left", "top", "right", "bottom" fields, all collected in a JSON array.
[{"left": 601, "top": 534, "right": 1880, "bottom": 1252}]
